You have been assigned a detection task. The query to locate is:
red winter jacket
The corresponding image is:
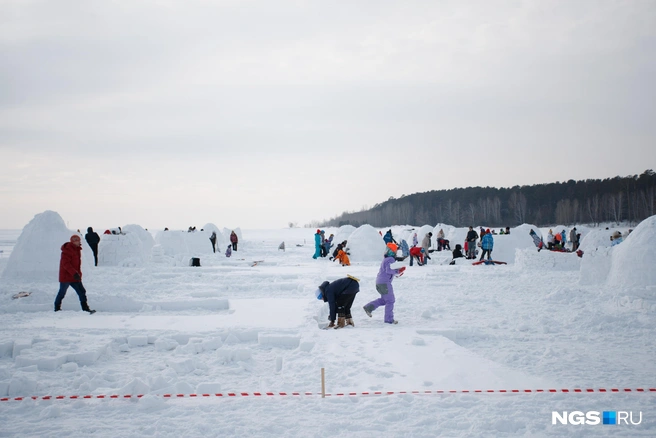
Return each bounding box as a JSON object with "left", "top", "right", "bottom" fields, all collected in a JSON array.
[
  {"left": 230, "top": 232, "right": 238, "bottom": 243},
  {"left": 409, "top": 246, "right": 424, "bottom": 263},
  {"left": 59, "top": 242, "right": 82, "bottom": 283}
]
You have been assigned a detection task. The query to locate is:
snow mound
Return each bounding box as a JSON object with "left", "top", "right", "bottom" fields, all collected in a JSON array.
[
  {"left": 98, "top": 233, "right": 147, "bottom": 267},
  {"left": 415, "top": 225, "right": 434, "bottom": 248},
  {"left": 121, "top": 224, "right": 155, "bottom": 254},
  {"left": 433, "top": 223, "right": 457, "bottom": 241},
  {"left": 488, "top": 224, "right": 542, "bottom": 264},
  {"left": 333, "top": 225, "right": 356, "bottom": 247},
  {"left": 578, "top": 229, "right": 615, "bottom": 252},
  {"left": 347, "top": 224, "right": 387, "bottom": 262},
  {"left": 154, "top": 229, "right": 217, "bottom": 257},
  {"left": 1, "top": 211, "right": 92, "bottom": 282},
  {"left": 607, "top": 215, "right": 656, "bottom": 290},
  {"left": 201, "top": 223, "right": 225, "bottom": 246}
]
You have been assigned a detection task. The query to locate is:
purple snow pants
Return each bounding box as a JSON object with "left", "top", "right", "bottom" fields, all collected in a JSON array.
[{"left": 364, "top": 283, "right": 395, "bottom": 324}]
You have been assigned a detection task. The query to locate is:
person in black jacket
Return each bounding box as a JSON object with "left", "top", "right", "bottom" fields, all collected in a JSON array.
[
  {"left": 209, "top": 231, "right": 217, "bottom": 253},
  {"left": 317, "top": 276, "right": 360, "bottom": 328},
  {"left": 465, "top": 226, "right": 478, "bottom": 259},
  {"left": 84, "top": 227, "right": 101, "bottom": 266}
]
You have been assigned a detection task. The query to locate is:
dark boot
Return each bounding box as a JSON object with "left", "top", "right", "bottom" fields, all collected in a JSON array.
[{"left": 81, "top": 303, "right": 96, "bottom": 314}]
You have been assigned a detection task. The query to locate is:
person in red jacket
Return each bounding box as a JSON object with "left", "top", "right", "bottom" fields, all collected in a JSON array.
[
  {"left": 230, "top": 230, "right": 238, "bottom": 251},
  {"left": 409, "top": 246, "right": 425, "bottom": 266},
  {"left": 54, "top": 235, "right": 95, "bottom": 313}
]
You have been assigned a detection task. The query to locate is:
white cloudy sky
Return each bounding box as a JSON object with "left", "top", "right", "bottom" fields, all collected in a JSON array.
[{"left": 1, "top": 0, "right": 655, "bottom": 230}]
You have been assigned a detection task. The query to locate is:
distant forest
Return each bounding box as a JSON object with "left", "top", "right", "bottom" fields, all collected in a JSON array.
[{"left": 318, "top": 170, "right": 656, "bottom": 228}]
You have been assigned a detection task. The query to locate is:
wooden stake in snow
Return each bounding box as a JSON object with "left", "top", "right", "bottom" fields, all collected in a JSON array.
[{"left": 321, "top": 368, "right": 325, "bottom": 398}]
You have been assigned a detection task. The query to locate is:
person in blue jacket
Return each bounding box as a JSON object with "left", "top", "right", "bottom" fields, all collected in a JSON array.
[
  {"left": 480, "top": 229, "right": 494, "bottom": 261},
  {"left": 312, "top": 229, "right": 322, "bottom": 259},
  {"left": 321, "top": 233, "right": 334, "bottom": 257},
  {"left": 383, "top": 229, "right": 397, "bottom": 245},
  {"left": 317, "top": 276, "right": 360, "bottom": 328}
]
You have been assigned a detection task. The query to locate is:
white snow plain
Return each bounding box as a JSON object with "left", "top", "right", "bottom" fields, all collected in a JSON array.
[{"left": 0, "top": 212, "right": 654, "bottom": 437}]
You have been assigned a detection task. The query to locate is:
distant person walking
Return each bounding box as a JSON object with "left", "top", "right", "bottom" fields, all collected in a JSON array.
[
  {"left": 54, "top": 235, "right": 95, "bottom": 313},
  {"left": 230, "top": 231, "right": 238, "bottom": 251},
  {"left": 84, "top": 227, "right": 100, "bottom": 266},
  {"left": 210, "top": 231, "right": 217, "bottom": 253}
]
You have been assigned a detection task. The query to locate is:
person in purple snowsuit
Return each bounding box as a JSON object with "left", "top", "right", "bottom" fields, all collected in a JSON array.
[{"left": 363, "top": 247, "right": 405, "bottom": 324}]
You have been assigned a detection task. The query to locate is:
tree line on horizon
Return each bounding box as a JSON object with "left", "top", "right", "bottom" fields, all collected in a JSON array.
[{"left": 315, "top": 170, "right": 656, "bottom": 228}]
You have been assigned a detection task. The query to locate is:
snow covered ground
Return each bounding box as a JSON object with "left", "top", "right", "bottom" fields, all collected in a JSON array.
[{"left": 0, "top": 213, "right": 654, "bottom": 437}]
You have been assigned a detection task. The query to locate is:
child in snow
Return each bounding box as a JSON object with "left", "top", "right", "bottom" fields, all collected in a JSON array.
[
  {"left": 450, "top": 244, "right": 465, "bottom": 265},
  {"left": 316, "top": 275, "right": 360, "bottom": 328},
  {"left": 225, "top": 245, "right": 232, "bottom": 257},
  {"left": 334, "top": 247, "right": 351, "bottom": 266},
  {"left": 363, "top": 247, "right": 405, "bottom": 324}
]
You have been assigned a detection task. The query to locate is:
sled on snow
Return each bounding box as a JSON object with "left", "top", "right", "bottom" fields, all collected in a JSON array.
[{"left": 12, "top": 291, "right": 31, "bottom": 299}]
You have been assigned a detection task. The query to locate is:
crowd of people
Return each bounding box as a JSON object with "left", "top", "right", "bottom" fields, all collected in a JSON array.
[{"left": 52, "top": 223, "right": 627, "bottom": 322}]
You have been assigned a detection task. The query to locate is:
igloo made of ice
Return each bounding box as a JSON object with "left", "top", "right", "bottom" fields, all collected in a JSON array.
[
  {"left": 1, "top": 211, "right": 93, "bottom": 282},
  {"left": 347, "top": 224, "right": 387, "bottom": 262},
  {"left": 606, "top": 215, "right": 656, "bottom": 290}
]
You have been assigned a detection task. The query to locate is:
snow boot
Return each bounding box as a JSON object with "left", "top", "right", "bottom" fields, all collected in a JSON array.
[
  {"left": 327, "top": 320, "right": 335, "bottom": 328},
  {"left": 82, "top": 304, "right": 96, "bottom": 314},
  {"left": 363, "top": 306, "right": 373, "bottom": 317},
  {"left": 346, "top": 318, "right": 355, "bottom": 327},
  {"left": 335, "top": 315, "right": 346, "bottom": 329}
]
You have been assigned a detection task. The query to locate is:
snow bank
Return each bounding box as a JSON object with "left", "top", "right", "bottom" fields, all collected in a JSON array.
[
  {"left": 579, "top": 247, "right": 613, "bottom": 285},
  {"left": 154, "top": 229, "right": 217, "bottom": 258},
  {"left": 607, "top": 215, "right": 656, "bottom": 290},
  {"left": 347, "top": 224, "right": 387, "bottom": 262},
  {"left": 1, "top": 211, "right": 92, "bottom": 282},
  {"left": 515, "top": 248, "right": 581, "bottom": 271},
  {"left": 488, "top": 224, "right": 542, "bottom": 264}
]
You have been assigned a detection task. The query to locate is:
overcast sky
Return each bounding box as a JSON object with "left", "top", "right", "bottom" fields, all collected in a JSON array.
[{"left": 1, "top": 0, "right": 655, "bottom": 231}]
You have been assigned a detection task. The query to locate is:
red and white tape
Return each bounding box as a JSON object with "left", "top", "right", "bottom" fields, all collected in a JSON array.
[{"left": 1, "top": 388, "right": 655, "bottom": 402}]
